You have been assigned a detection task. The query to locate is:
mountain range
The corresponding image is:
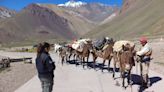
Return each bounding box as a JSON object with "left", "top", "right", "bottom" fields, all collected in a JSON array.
[
  {"left": 2, "top": 0, "right": 163, "bottom": 45},
  {"left": 85, "top": 0, "right": 164, "bottom": 40},
  {"left": 0, "top": 1, "right": 118, "bottom": 45},
  {"left": 0, "top": 7, "right": 16, "bottom": 20}
]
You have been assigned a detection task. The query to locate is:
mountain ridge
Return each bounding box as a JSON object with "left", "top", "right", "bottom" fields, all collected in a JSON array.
[
  {"left": 0, "top": 2, "right": 118, "bottom": 45},
  {"left": 85, "top": 0, "right": 164, "bottom": 40}
]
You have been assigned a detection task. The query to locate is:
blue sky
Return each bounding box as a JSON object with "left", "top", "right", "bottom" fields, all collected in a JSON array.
[{"left": 0, "top": 0, "right": 123, "bottom": 11}]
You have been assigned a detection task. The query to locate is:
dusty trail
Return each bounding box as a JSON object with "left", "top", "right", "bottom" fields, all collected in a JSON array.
[
  {"left": 12, "top": 52, "right": 164, "bottom": 92},
  {"left": 1, "top": 40, "right": 164, "bottom": 92}
]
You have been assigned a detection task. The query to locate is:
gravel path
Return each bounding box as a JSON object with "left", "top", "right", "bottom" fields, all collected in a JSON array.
[{"left": 15, "top": 53, "right": 164, "bottom": 92}]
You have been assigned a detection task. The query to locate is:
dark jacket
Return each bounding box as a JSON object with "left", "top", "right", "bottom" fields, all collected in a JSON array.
[{"left": 36, "top": 52, "right": 56, "bottom": 78}]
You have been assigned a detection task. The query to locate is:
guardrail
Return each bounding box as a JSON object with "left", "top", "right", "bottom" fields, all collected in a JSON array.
[{"left": 10, "top": 57, "right": 32, "bottom": 64}]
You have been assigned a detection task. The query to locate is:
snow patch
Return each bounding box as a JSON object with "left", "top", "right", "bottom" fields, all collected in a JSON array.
[
  {"left": 0, "top": 10, "right": 11, "bottom": 18},
  {"left": 58, "top": 1, "right": 86, "bottom": 7}
]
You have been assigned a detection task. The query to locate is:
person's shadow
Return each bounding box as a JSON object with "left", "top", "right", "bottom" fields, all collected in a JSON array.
[{"left": 131, "top": 74, "right": 162, "bottom": 92}]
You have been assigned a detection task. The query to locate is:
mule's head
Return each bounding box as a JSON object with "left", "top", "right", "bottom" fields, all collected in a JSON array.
[
  {"left": 121, "top": 44, "right": 136, "bottom": 69},
  {"left": 83, "top": 40, "right": 94, "bottom": 52}
]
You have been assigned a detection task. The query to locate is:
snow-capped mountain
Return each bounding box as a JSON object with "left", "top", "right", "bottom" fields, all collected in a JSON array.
[
  {"left": 0, "top": 7, "right": 16, "bottom": 19},
  {"left": 57, "top": 1, "right": 119, "bottom": 23},
  {"left": 58, "top": 1, "right": 86, "bottom": 7},
  {"left": 0, "top": 10, "right": 11, "bottom": 18}
]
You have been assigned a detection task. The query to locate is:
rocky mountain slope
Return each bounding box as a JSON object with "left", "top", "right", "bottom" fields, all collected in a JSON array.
[
  {"left": 0, "top": 1, "right": 118, "bottom": 45},
  {"left": 0, "top": 7, "right": 16, "bottom": 20},
  {"left": 59, "top": 1, "right": 119, "bottom": 23},
  {"left": 0, "top": 4, "right": 77, "bottom": 43},
  {"left": 85, "top": 0, "right": 164, "bottom": 40}
]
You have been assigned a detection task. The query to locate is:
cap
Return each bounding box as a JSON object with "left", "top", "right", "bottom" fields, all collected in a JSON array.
[{"left": 139, "top": 37, "right": 147, "bottom": 44}]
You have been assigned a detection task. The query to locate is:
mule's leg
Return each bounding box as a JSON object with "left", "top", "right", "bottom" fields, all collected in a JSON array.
[
  {"left": 113, "top": 60, "right": 117, "bottom": 79},
  {"left": 122, "top": 72, "right": 125, "bottom": 88},
  {"left": 127, "top": 69, "right": 133, "bottom": 86},
  {"left": 73, "top": 54, "right": 77, "bottom": 65},
  {"left": 80, "top": 56, "right": 83, "bottom": 65},
  {"left": 82, "top": 57, "right": 85, "bottom": 69},
  {"left": 86, "top": 56, "right": 89, "bottom": 68},
  {"left": 93, "top": 55, "right": 97, "bottom": 69},
  {"left": 73, "top": 54, "right": 76, "bottom": 61},
  {"left": 65, "top": 55, "right": 68, "bottom": 64},
  {"left": 101, "top": 60, "right": 105, "bottom": 72},
  {"left": 108, "top": 58, "right": 111, "bottom": 72},
  {"left": 65, "top": 54, "right": 68, "bottom": 63},
  {"left": 61, "top": 57, "right": 64, "bottom": 66},
  {"left": 79, "top": 55, "right": 82, "bottom": 65},
  {"left": 67, "top": 53, "right": 71, "bottom": 61}
]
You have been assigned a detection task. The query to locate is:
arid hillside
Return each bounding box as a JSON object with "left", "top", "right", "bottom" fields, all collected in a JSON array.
[{"left": 85, "top": 0, "right": 164, "bottom": 40}]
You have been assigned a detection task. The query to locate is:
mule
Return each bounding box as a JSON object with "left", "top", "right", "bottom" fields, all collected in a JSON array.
[
  {"left": 54, "top": 44, "right": 62, "bottom": 53},
  {"left": 58, "top": 46, "right": 68, "bottom": 65},
  {"left": 91, "top": 40, "right": 114, "bottom": 72},
  {"left": 113, "top": 44, "right": 135, "bottom": 88},
  {"left": 74, "top": 41, "right": 92, "bottom": 68},
  {"left": 64, "top": 45, "right": 78, "bottom": 62},
  {"left": 112, "top": 40, "right": 135, "bottom": 79}
]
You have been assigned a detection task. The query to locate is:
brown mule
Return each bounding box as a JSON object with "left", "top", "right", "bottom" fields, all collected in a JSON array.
[
  {"left": 91, "top": 43, "right": 114, "bottom": 72},
  {"left": 75, "top": 42, "right": 92, "bottom": 68},
  {"left": 113, "top": 44, "right": 135, "bottom": 88}
]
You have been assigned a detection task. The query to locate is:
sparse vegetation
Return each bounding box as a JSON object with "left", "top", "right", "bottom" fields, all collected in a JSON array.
[{"left": 85, "top": 0, "right": 164, "bottom": 40}]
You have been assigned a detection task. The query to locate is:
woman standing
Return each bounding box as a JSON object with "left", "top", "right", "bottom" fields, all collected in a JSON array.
[{"left": 36, "top": 42, "right": 56, "bottom": 92}]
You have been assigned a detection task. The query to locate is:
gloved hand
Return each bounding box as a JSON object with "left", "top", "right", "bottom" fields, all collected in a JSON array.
[{"left": 136, "top": 55, "right": 142, "bottom": 62}]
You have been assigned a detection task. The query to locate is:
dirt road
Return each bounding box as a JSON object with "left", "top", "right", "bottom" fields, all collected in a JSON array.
[
  {"left": 1, "top": 39, "right": 164, "bottom": 92},
  {"left": 14, "top": 52, "right": 164, "bottom": 92}
]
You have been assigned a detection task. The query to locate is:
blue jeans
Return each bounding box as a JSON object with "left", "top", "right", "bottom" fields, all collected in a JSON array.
[{"left": 39, "top": 77, "right": 54, "bottom": 92}]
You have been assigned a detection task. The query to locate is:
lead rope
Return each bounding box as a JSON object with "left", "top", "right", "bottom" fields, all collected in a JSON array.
[{"left": 130, "top": 71, "right": 133, "bottom": 92}]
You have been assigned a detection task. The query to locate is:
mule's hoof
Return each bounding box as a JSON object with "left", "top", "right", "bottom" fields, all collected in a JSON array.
[
  {"left": 147, "top": 81, "right": 151, "bottom": 87},
  {"left": 121, "top": 86, "right": 126, "bottom": 90}
]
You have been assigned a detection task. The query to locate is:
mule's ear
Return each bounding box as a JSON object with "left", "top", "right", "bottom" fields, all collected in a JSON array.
[{"left": 122, "top": 45, "right": 125, "bottom": 51}]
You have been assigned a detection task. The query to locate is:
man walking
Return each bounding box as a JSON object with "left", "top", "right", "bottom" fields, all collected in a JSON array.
[{"left": 136, "top": 37, "right": 152, "bottom": 88}]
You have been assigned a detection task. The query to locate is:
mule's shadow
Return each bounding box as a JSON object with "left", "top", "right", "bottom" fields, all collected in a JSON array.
[
  {"left": 131, "top": 74, "right": 162, "bottom": 86},
  {"left": 131, "top": 74, "right": 162, "bottom": 92},
  {"left": 67, "top": 60, "right": 79, "bottom": 65},
  {"left": 67, "top": 60, "right": 112, "bottom": 71},
  {"left": 87, "top": 61, "right": 119, "bottom": 72},
  {"left": 66, "top": 60, "right": 95, "bottom": 66},
  {"left": 149, "top": 76, "right": 162, "bottom": 85},
  {"left": 66, "top": 60, "right": 162, "bottom": 92}
]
